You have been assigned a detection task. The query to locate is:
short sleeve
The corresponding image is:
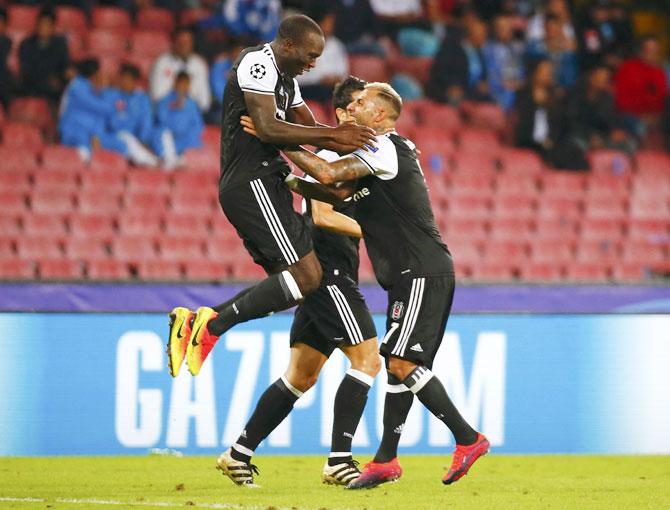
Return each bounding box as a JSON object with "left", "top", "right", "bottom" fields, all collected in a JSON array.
[
  {"left": 316, "top": 148, "right": 340, "bottom": 162},
  {"left": 351, "top": 135, "right": 399, "bottom": 180},
  {"left": 291, "top": 78, "right": 304, "bottom": 107},
  {"left": 237, "top": 51, "right": 278, "bottom": 95}
]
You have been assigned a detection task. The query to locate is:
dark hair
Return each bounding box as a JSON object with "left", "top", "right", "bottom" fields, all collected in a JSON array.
[
  {"left": 78, "top": 58, "right": 100, "bottom": 78},
  {"left": 0, "top": 8, "right": 7, "bottom": 23},
  {"left": 172, "top": 26, "right": 193, "bottom": 40},
  {"left": 307, "top": 4, "right": 335, "bottom": 25},
  {"left": 37, "top": 7, "right": 56, "bottom": 23},
  {"left": 277, "top": 14, "right": 323, "bottom": 43},
  {"left": 120, "top": 63, "right": 141, "bottom": 80},
  {"left": 332, "top": 76, "right": 366, "bottom": 111},
  {"left": 175, "top": 70, "right": 190, "bottom": 83}
]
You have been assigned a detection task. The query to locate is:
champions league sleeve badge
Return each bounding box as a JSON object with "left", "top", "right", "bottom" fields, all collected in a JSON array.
[{"left": 250, "top": 63, "right": 266, "bottom": 79}]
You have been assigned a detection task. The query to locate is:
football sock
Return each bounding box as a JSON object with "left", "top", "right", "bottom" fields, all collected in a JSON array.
[
  {"left": 230, "top": 377, "right": 302, "bottom": 463},
  {"left": 211, "top": 287, "right": 253, "bottom": 313},
  {"left": 373, "top": 373, "right": 414, "bottom": 463},
  {"left": 329, "top": 369, "right": 374, "bottom": 466},
  {"left": 208, "top": 271, "right": 302, "bottom": 336},
  {"left": 403, "top": 366, "right": 478, "bottom": 446}
]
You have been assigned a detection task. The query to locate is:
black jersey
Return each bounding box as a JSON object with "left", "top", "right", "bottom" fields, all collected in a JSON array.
[
  {"left": 303, "top": 150, "right": 360, "bottom": 279},
  {"left": 350, "top": 132, "right": 453, "bottom": 289},
  {"left": 219, "top": 43, "right": 305, "bottom": 190}
]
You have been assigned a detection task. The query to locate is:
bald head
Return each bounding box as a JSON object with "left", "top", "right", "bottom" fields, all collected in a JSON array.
[
  {"left": 365, "top": 82, "right": 403, "bottom": 121},
  {"left": 277, "top": 14, "right": 323, "bottom": 44}
]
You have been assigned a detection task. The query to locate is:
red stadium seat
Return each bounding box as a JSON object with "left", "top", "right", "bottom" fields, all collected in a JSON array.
[
  {"left": 55, "top": 6, "right": 88, "bottom": 36},
  {"left": 77, "top": 190, "right": 122, "bottom": 215},
  {"left": 498, "top": 149, "right": 544, "bottom": 176},
  {"left": 0, "top": 170, "right": 30, "bottom": 195},
  {"left": 483, "top": 239, "right": 529, "bottom": 264},
  {"left": 621, "top": 241, "right": 667, "bottom": 266},
  {"left": 470, "top": 262, "right": 516, "bottom": 281},
  {"left": 123, "top": 190, "right": 168, "bottom": 213},
  {"left": 202, "top": 126, "right": 221, "bottom": 152},
  {"left": 90, "top": 149, "right": 129, "bottom": 173},
  {"left": 0, "top": 190, "right": 29, "bottom": 215},
  {"left": 449, "top": 173, "right": 494, "bottom": 194},
  {"left": 443, "top": 218, "right": 488, "bottom": 243},
  {"left": 631, "top": 175, "right": 670, "bottom": 199},
  {"left": 172, "top": 169, "right": 219, "bottom": 190},
  {"left": 494, "top": 176, "right": 539, "bottom": 197},
  {"left": 611, "top": 262, "right": 648, "bottom": 282},
  {"left": 585, "top": 174, "right": 630, "bottom": 200},
  {"left": 579, "top": 218, "right": 624, "bottom": 242},
  {"left": 129, "top": 30, "right": 171, "bottom": 60},
  {"left": 2, "top": 122, "right": 43, "bottom": 151},
  {"left": 451, "top": 151, "right": 496, "bottom": 174},
  {"left": 0, "top": 216, "right": 22, "bottom": 237},
  {"left": 179, "top": 8, "right": 212, "bottom": 26},
  {"left": 86, "top": 259, "right": 130, "bottom": 280},
  {"left": 30, "top": 189, "right": 75, "bottom": 214},
  {"left": 136, "top": 260, "right": 183, "bottom": 281},
  {"left": 392, "top": 56, "right": 433, "bottom": 85},
  {"left": 80, "top": 172, "right": 126, "bottom": 195},
  {"left": 64, "top": 32, "right": 86, "bottom": 61},
  {"left": 32, "top": 168, "right": 80, "bottom": 192},
  {"left": 583, "top": 196, "right": 627, "bottom": 220},
  {"left": 41, "top": 145, "right": 87, "bottom": 172},
  {"left": 230, "top": 257, "right": 268, "bottom": 281},
  {"left": 8, "top": 97, "right": 54, "bottom": 135},
  {"left": 112, "top": 236, "right": 157, "bottom": 263},
  {"left": 489, "top": 217, "right": 533, "bottom": 240},
  {"left": 466, "top": 102, "right": 507, "bottom": 133},
  {"left": 117, "top": 211, "right": 163, "bottom": 236},
  {"left": 535, "top": 218, "right": 578, "bottom": 243},
  {"left": 416, "top": 100, "right": 461, "bottom": 132},
  {"left": 69, "top": 214, "right": 116, "bottom": 241},
  {"left": 565, "top": 262, "right": 610, "bottom": 282},
  {"left": 126, "top": 171, "right": 171, "bottom": 195},
  {"left": 181, "top": 148, "right": 217, "bottom": 172},
  {"left": 22, "top": 213, "right": 68, "bottom": 236},
  {"left": 92, "top": 7, "right": 131, "bottom": 33},
  {"left": 576, "top": 239, "right": 621, "bottom": 264},
  {"left": 164, "top": 214, "right": 211, "bottom": 237},
  {"left": 0, "top": 259, "right": 34, "bottom": 279},
  {"left": 635, "top": 151, "right": 670, "bottom": 178},
  {"left": 0, "top": 147, "right": 39, "bottom": 172},
  {"left": 626, "top": 219, "right": 670, "bottom": 243},
  {"left": 184, "top": 260, "right": 230, "bottom": 281},
  {"left": 492, "top": 195, "right": 536, "bottom": 221},
  {"left": 135, "top": 8, "right": 175, "bottom": 32},
  {"left": 530, "top": 240, "right": 574, "bottom": 264},
  {"left": 169, "top": 188, "right": 216, "bottom": 215},
  {"left": 348, "top": 55, "right": 390, "bottom": 83},
  {"left": 448, "top": 195, "right": 492, "bottom": 221},
  {"left": 537, "top": 196, "right": 583, "bottom": 222},
  {"left": 629, "top": 196, "right": 669, "bottom": 221},
  {"left": 415, "top": 128, "right": 456, "bottom": 173},
  {"left": 159, "top": 235, "right": 207, "bottom": 262},
  {"left": 539, "top": 172, "right": 586, "bottom": 198},
  {"left": 458, "top": 128, "right": 501, "bottom": 156},
  {"left": 16, "top": 236, "right": 63, "bottom": 259},
  {"left": 588, "top": 150, "right": 632, "bottom": 177},
  {"left": 0, "top": 236, "right": 17, "bottom": 258},
  {"left": 519, "top": 262, "right": 564, "bottom": 282},
  {"left": 87, "top": 29, "right": 129, "bottom": 57},
  {"left": 38, "top": 258, "right": 82, "bottom": 280},
  {"left": 8, "top": 5, "right": 38, "bottom": 31}
]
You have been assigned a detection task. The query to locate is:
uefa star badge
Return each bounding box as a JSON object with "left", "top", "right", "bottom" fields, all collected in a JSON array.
[
  {"left": 391, "top": 301, "right": 404, "bottom": 320},
  {"left": 250, "top": 63, "right": 266, "bottom": 79}
]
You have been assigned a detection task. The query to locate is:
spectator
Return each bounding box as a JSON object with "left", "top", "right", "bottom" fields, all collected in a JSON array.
[
  {"left": 208, "top": 40, "right": 244, "bottom": 124},
  {"left": 58, "top": 58, "right": 124, "bottom": 162},
  {"left": 483, "top": 13, "right": 525, "bottom": 111},
  {"left": 576, "top": 0, "right": 619, "bottom": 70},
  {"left": 368, "top": 0, "right": 428, "bottom": 42},
  {"left": 526, "top": 14, "right": 578, "bottom": 92},
  {"left": 297, "top": 6, "right": 349, "bottom": 103},
  {"left": 150, "top": 27, "right": 211, "bottom": 112},
  {"left": 527, "top": 0, "right": 576, "bottom": 47},
  {"left": 103, "top": 64, "right": 160, "bottom": 167},
  {"left": 151, "top": 71, "right": 204, "bottom": 170},
  {"left": 514, "top": 58, "right": 587, "bottom": 169},
  {"left": 198, "top": 0, "right": 281, "bottom": 44},
  {"left": 614, "top": 36, "right": 668, "bottom": 120},
  {"left": 426, "top": 17, "right": 491, "bottom": 106},
  {"left": 18, "top": 7, "right": 69, "bottom": 104},
  {"left": 0, "top": 8, "right": 13, "bottom": 109},
  {"left": 566, "top": 64, "right": 634, "bottom": 153},
  {"left": 330, "top": 0, "right": 383, "bottom": 56}
]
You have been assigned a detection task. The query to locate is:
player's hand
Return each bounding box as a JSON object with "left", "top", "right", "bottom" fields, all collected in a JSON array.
[
  {"left": 240, "top": 115, "right": 259, "bottom": 138},
  {"left": 330, "top": 122, "right": 377, "bottom": 151}
]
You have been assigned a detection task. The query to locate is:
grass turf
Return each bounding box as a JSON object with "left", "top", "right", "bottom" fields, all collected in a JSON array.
[{"left": 0, "top": 455, "right": 669, "bottom": 510}]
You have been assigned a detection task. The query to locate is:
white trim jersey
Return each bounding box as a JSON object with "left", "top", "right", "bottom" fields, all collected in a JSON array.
[
  {"left": 219, "top": 43, "right": 304, "bottom": 190},
  {"left": 348, "top": 132, "right": 453, "bottom": 289}
]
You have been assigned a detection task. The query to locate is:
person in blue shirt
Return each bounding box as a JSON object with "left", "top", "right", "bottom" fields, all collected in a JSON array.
[
  {"left": 151, "top": 71, "right": 204, "bottom": 169},
  {"left": 103, "top": 64, "right": 160, "bottom": 167},
  {"left": 483, "top": 14, "right": 525, "bottom": 111},
  {"left": 58, "top": 58, "right": 126, "bottom": 162},
  {"left": 198, "top": 0, "right": 281, "bottom": 44}
]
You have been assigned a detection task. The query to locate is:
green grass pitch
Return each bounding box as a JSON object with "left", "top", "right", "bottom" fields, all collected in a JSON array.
[{"left": 1, "top": 455, "right": 669, "bottom": 510}]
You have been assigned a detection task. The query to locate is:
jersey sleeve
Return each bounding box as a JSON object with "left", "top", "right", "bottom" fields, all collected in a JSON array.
[
  {"left": 316, "top": 148, "right": 340, "bottom": 162},
  {"left": 237, "top": 51, "right": 278, "bottom": 96},
  {"left": 291, "top": 78, "right": 304, "bottom": 107},
  {"left": 351, "top": 135, "right": 399, "bottom": 180}
]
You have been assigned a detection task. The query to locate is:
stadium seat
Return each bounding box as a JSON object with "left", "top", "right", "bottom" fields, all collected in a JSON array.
[
  {"left": 0, "top": 147, "right": 39, "bottom": 172},
  {"left": 449, "top": 173, "right": 494, "bottom": 194},
  {"left": 530, "top": 240, "right": 574, "bottom": 264},
  {"left": 576, "top": 239, "right": 621, "bottom": 264},
  {"left": 483, "top": 239, "right": 529, "bottom": 265},
  {"left": 492, "top": 195, "right": 536, "bottom": 221},
  {"left": 348, "top": 55, "right": 390, "bottom": 83},
  {"left": 534, "top": 218, "right": 578, "bottom": 243},
  {"left": 77, "top": 190, "right": 122, "bottom": 215},
  {"left": 169, "top": 188, "right": 216, "bottom": 215},
  {"left": 635, "top": 151, "right": 670, "bottom": 178},
  {"left": 416, "top": 100, "right": 461, "bottom": 132},
  {"left": 579, "top": 218, "right": 624, "bottom": 242},
  {"left": 585, "top": 174, "right": 630, "bottom": 200},
  {"left": 184, "top": 260, "right": 231, "bottom": 281},
  {"left": 451, "top": 151, "right": 497, "bottom": 174},
  {"left": 626, "top": 219, "right": 670, "bottom": 242},
  {"left": 443, "top": 218, "right": 488, "bottom": 243},
  {"left": 1, "top": 169, "right": 31, "bottom": 195},
  {"left": 30, "top": 189, "right": 75, "bottom": 215},
  {"left": 498, "top": 149, "right": 544, "bottom": 176},
  {"left": 392, "top": 56, "right": 433, "bottom": 85},
  {"left": 628, "top": 196, "right": 669, "bottom": 221},
  {"left": 69, "top": 214, "right": 116, "bottom": 241},
  {"left": 1, "top": 122, "right": 43, "bottom": 151},
  {"left": 0, "top": 215, "right": 22, "bottom": 237},
  {"left": 539, "top": 172, "right": 586, "bottom": 198},
  {"left": 489, "top": 217, "right": 533, "bottom": 240},
  {"left": 583, "top": 196, "right": 627, "bottom": 220},
  {"left": 537, "top": 196, "right": 583, "bottom": 222},
  {"left": 41, "top": 145, "right": 87, "bottom": 172},
  {"left": 164, "top": 214, "right": 211, "bottom": 237},
  {"left": 631, "top": 175, "right": 670, "bottom": 199},
  {"left": 117, "top": 211, "right": 163, "bottom": 236},
  {"left": 86, "top": 259, "right": 129, "bottom": 280},
  {"left": 494, "top": 175, "right": 539, "bottom": 197},
  {"left": 415, "top": 128, "right": 456, "bottom": 173},
  {"left": 621, "top": 241, "right": 667, "bottom": 266},
  {"left": 588, "top": 150, "right": 632, "bottom": 177},
  {"left": 447, "top": 195, "right": 492, "bottom": 221},
  {"left": 181, "top": 148, "right": 217, "bottom": 172},
  {"left": 470, "top": 262, "right": 516, "bottom": 281},
  {"left": 92, "top": 7, "right": 132, "bottom": 34},
  {"left": 201, "top": 126, "right": 221, "bottom": 152},
  {"left": 565, "top": 262, "right": 610, "bottom": 282},
  {"left": 230, "top": 257, "right": 268, "bottom": 281},
  {"left": 466, "top": 102, "right": 507, "bottom": 134},
  {"left": 123, "top": 190, "right": 168, "bottom": 213},
  {"left": 519, "top": 262, "right": 564, "bottom": 282},
  {"left": 55, "top": 6, "right": 88, "bottom": 37},
  {"left": 22, "top": 213, "right": 68, "bottom": 236},
  {"left": 16, "top": 236, "right": 63, "bottom": 259},
  {"left": 458, "top": 128, "right": 501, "bottom": 156},
  {"left": 126, "top": 171, "right": 171, "bottom": 196},
  {"left": 38, "top": 258, "right": 82, "bottom": 280},
  {"left": 125, "top": 55, "right": 154, "bottom": 86},
  {"left": 129, "top": 30, "right": 171, "bottom": 60},
  {"left": 0, "top": 236, "right": 16, "bottom": 258},
  {"left": 0, "top": 259, "right": 34, "bottom": 279},
  {"left": 179, "top": 8, "right": 212, "bottom": 26},
  {"left": 158, "top": 235, "right": 207, "bottom": 262},
  {"left": 611, "top": 262, "right": 648, "bottom": 282},
  {"left": 112, "top": 236, "right": 157, "bottom": 263},
  {"left": 32, "top": 168, "right": 80, "bottom": 192},
  {"left": 87, "top": 29, "right": 129, "bottom": 57},
  {"left": 0, "top": 190, "right": 29, "bottom": 215},
  {"left": 8, "top": 97, "right": 54, "bottom": 135},
  {"left": 136, "top": 260, "right": 183, "bottom": 281},
  {"left": 79, "top": 172, "right": 126, "bottom": 195},
  {"left": 135, "top": 8, "right": 175, "bottom": 32},
  {"left": 7, "top": 5, "right": 38, "bottom": 31},
  {"left": 64, "top": 32, "right": 86, "bottom": 61},
  {"left": 172, "top": 169, "right": 219, "bottom": 190}
]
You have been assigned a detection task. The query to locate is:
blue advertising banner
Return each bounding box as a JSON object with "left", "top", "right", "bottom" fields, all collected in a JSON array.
[{"left": 1, "top": 313, "right": 668, "bottom": 456}]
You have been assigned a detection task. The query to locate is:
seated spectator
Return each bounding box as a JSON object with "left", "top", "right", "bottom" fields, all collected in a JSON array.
[
  {"left": 297, "top": 6, "right": 349, "bottom": 103},
  {"left": 526, "top": 14, "right": 578, "bottom": 92},
  {"left": 368, "top": 0, "right": 429, "bottom": 42},
  {"left": 566, "top": 64, "right": 634, "bottom": 153},
  {"left": 514, "top": 58, "right": 587, "bottom": 169},
  {"left": 527, "top": 0, "right": 576, "bottom": 47},
  {"left": 0, "top": 8, "right": 13, "bottom": 109},
  {"left": 58, "top": 58, "right": 124, "bottom": 162},
  {"left": 576, "top": 0, "right": 620, "bottom": 70},
  {"left": 19, "top": 7, "right": 69, "bottom": 104},
  {"left": 151, "top": 71, "right": 204, "bottom": 170},
  {"left": 150, "top": 27, "right": 211, "bottom": 112},
  {"left": 198, "top": 0, "right": 281, "bottom": 44},
  {"left": 426, "top": 17, "right": 491, "bottom": 105},
  {"left": 332, "top": 0, "right": 384, "bottom": 56},
  {"left": 614, "top": 36, "right": 668, "bottom": 137},
  {"left": 103, "top": 63, "right": 160, "bottom": 167},
  {"left": 483, "top": 13, "right": 525, "bottom": 111},
  {"left": 208, "top": 39, "right": 244, "bottom": 124}
]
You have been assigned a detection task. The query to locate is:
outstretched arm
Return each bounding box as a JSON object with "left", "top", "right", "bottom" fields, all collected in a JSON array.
[
  {"left": 282, "top": 146, "right": 372, "bottom": 185},
  {"left": 311, "top": 199, "right": 363, "bottom": 238},
  {"left": 285, "top": 174, "right": 351, "bottom": 204}
]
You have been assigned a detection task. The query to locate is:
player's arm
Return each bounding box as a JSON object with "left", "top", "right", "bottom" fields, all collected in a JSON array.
[
  {"left": 287, "top": 103, "right": 317, "bottom": 127},
  {"left": 285, "top": 174, "right": 348, "bottom": 204},
  {"left": 310, "top": 199, "right": 363, "bottom": 238},
  {"left": 244, "top": 91, "right": 375, "bottom": 151},
  {"left": 281, "top": 146, "right": 372, "bottom": 185}
]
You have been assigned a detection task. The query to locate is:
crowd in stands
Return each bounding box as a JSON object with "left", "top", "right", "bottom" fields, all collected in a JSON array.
[{"left": 0, "top": 0, "right": 668, "bottom": 283}]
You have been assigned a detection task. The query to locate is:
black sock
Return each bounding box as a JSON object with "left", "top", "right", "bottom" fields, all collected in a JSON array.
[
  {"left": 230, "top": 377, "right": 302, "bottom": 463},
  {"left": 329, "top": 369, "right": 372, "bottom": 466},
  {"left": 373, "top": 373, "right": 414, "bottom": 463},
  {"left": 403, "top": 366, "right": 477, "bottom": 445},
  {"left": 211, "top": 287, "right": 253, "bottom": 313},
  {"left": 209, "top": 271, "right": 300, "bottom": 336}
]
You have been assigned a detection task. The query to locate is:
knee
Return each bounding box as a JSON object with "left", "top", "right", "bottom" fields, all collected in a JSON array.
[
  {"left": 348, "top": 347, "right": 382, "bottom": 378},
  {"left": 290, "top": 372, "right": 319, "bottom": 393},
  {"left": 387, "top": 357, "right": 416, "bottom": 381}
]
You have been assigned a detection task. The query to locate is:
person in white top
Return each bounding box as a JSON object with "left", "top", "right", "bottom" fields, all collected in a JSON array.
[{"left": 149, "top": 27, "right": 212, "bottom": 112}]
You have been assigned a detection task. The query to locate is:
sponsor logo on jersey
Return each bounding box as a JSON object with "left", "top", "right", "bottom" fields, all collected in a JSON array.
[
  {"left": 391, "top": 301, "right": 404, "bottom": 320},
  {"left": 352, "top": 187, "right": 370, "bottom": 202},
  {"left": 410, "top": 343, "right": 423, "bottom": 352}
]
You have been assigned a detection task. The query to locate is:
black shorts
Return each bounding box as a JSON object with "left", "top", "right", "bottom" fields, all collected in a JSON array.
[
  {"left": 380, "top": 274, "right": 455, "bottom": 368},
  {"left": 290, "top": 272, "right": 377, "bottom": 357},
  {"left": 219, "top": 171, "right": 312, "bottom": 272}
]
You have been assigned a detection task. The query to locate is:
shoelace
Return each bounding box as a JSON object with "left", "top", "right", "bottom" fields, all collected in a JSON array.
[{"left": 238, "top": 463, "right": 260, "bottom": 484}]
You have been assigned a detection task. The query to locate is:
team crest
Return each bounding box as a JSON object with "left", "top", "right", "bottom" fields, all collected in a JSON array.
[
  {"left": 391, "top": 301, "right": 404, "bottom": 320},
  {"left": 250, "top": 63, "right": 266, "bottom": 79}
]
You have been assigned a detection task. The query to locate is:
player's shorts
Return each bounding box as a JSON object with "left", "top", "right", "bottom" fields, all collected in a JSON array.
[
  {"left": 219, "top": 170, "right": 313, "bottom": 272},
  {"left": 379, "top": 273, "right": 455, "bottom": 368},
  {"left": 290, "top": 271, "right": 377, "bottom": 357}
]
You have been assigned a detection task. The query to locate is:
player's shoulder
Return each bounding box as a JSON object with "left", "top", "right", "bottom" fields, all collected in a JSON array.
[{"left": 237, "top": 43, "right": 276, "bottom": 70}]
